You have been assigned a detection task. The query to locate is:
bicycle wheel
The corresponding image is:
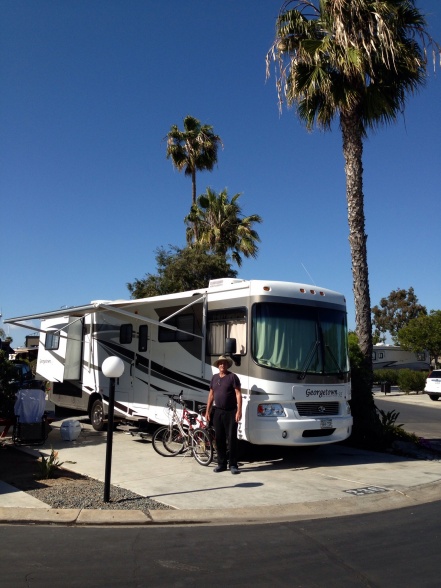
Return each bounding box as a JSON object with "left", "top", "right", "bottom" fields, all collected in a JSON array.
[
  {"left": 152, "top": 426, "right": 185, "bottom": 457},
  {"left": 163, "top": 425, "right": 187, "bottom": 455},
  {"left": 206, "top": 426, "right": 217, "bottom": 462},
  {"left": 191, "top": 428, "right": 214, "bottom": 466}
]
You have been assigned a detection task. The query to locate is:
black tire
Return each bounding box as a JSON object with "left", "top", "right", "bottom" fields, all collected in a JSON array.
[
  {"left": 192, "top": 428, "right": 214, "bottom": 466},
  {"left": 429, "top": 395, "right": 440, "bottom": 402},
  {"left": 152, "top": 426, "right": 185, "bottom": 457},
  {"left": 90, "top": 399, "right": 106, "bottom": 431}
]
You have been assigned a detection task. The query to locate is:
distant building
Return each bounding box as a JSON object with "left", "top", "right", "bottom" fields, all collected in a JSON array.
[
  {"left": 8, "top": 334, "right": 39, "bottom": 362},
  {"left": 25, "top": 335, "right": 39, "bottom": 348}
]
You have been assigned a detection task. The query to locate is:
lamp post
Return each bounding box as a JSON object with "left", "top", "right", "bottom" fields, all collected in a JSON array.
[{"left": 102, "top": 356, "right": 124, "bottom": 503}]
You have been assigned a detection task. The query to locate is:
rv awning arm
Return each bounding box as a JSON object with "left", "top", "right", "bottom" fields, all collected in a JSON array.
[{"left": 98, "top": 295, "right": 206, "bottom": 339}]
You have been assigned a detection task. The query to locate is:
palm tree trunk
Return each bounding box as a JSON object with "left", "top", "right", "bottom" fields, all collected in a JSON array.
[
  {"left": 340, "top": 109, "right": 378, "bottom": 444},
  {"left": 340, "top": 109, "right": 373, "bottom": 365},
  {"left": 191, "top": 169, "right": 197, "bottom": 206},
  {"left": 191, "top": 169, "right": 198, "bottom": 239}
]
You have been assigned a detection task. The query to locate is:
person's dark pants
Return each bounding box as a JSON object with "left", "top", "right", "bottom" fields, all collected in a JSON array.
[{"left": 213, "top": 408, "right": 238, "bottom": 468}]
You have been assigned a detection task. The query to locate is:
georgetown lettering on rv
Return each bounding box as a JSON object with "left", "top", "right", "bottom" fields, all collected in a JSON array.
[{"left": 305, "top": 388, "right": 341, "bottom": 398}]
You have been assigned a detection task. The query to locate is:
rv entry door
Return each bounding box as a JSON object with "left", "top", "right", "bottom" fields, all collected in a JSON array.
[{"left": 37, "top": 316, "right": 83, "bottom": 382}]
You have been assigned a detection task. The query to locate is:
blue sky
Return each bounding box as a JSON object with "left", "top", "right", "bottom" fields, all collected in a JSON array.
[{"left": 1, "top": 0, "right": 440, "bottom": 346}]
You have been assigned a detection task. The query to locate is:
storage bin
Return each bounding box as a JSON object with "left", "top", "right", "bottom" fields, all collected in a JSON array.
[{"left": 60, "top": 419, "right": 82, "bottom": 441}]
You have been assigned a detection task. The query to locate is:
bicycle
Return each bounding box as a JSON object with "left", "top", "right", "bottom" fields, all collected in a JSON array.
[
  {"left": 198, "top": 405, "right": 217, "bottom": 463},
  {"left": 151, "top": 392, "right": 214, "bottom": 466}
]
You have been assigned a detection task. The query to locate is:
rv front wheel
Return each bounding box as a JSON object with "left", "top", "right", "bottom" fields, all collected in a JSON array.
[{"left": 90, "top": 399, "right": 106, "bottom": 431}]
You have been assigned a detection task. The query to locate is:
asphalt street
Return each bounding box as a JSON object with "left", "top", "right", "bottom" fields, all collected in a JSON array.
[{"left": 1, "top": 500, "right": 440, "bottom": 587}]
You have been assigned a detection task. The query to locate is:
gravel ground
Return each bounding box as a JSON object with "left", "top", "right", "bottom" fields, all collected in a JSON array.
[
  {"left": 26, "top": 478, "right": 173, "bottom": 513},
  {"left": 0, "top": 444, "right": 172, "bottom": 513}
]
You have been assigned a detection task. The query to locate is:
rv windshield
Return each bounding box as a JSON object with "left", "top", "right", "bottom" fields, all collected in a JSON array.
[{"left": 252, "top": 302, "right": 349, "bottom": 375}]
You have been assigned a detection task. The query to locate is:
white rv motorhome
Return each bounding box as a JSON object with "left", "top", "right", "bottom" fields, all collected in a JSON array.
[
  {"left": 5, "top": 279, "right": 352, "bottom": 446},
  {"left": 372, "top": 344, "right": 430, "bottom": 371}
]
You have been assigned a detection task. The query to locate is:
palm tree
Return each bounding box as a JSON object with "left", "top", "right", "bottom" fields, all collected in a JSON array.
[
  {"left": 267, "top": 0, "right": 438, "bottom": 441},
  {"left": 185, "top": 188, "right": 262, "bottom": 267},
  {"left": 166, "top": 115, "right": 223, "bottom": 206}
]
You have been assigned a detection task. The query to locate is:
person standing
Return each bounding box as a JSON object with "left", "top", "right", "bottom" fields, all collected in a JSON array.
[{"left": 206, "top": 355, "right": 242, "bottom": 474}]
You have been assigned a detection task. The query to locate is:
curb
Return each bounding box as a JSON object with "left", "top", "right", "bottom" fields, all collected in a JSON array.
[{"left": 1, "top": 480, "right": 440, "bottom": 527}]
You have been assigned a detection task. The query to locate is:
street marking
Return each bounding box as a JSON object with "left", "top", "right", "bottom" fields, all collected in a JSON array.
[{"left": 344, "top": 486, "right": 389, "bottom": 496}]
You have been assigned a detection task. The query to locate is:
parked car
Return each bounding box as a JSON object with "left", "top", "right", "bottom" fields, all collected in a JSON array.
[
  {"left": 424, "top": 369, "right": 441, "bottom": 401},
  {"left": 12, "top": 362, "right": 33, "bottom": 384}
]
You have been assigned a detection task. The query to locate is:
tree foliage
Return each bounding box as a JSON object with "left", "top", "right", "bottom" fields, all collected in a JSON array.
[
  {"left": 0, "top": 337, "right": 14, "bottom": 355},
  {"left": 185, "top": 188, "right": 262, "bottom": 268},
  {"left": 398, "top": 311, "right": 441, "bottom": 368},
  {"left": 127, "top": 246, "right": 237, "bottom": 299},
  {"left": 165, "top": 115, "right": 223, "bottom": 206},
  {"left": 371, "top": 287, "right": 427, "bottom": 343}
]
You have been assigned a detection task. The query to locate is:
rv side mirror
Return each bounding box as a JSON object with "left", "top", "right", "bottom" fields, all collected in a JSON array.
[
  {"left": 225, "top": 338, "right": 237, "bottom": 355},
  {"left": 225, "top": 338, "right": 241, "bottom": 367}
]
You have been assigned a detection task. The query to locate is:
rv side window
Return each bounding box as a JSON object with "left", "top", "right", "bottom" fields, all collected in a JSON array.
[
  {"left": 45, "top": 332, "right": 60, "bottom": 350},
  {"left": 207, "top": 308, "right": 247, "bottom": 356},
  {"left": 158, "top": 314, "right": 194, "bottom": 343},
  {"left": 120, "top": 324, "right": 133, "bottom": 344},
  {"left": 417, "top": 352, "right": 425, "bottom": 361},
  {"left": 378, "top": 352, "right": 384, "bottom": 359},
  {"left": 139, "top": 325, "right": 148, "bottom": 352}
]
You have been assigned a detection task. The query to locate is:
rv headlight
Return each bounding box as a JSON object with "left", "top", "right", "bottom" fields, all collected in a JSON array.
[
  {"left": 345, "top": 402, "right": 351, "bottom": 415},
  {"left": 257, "top": 403, "right": 286, "bottom": 417}
]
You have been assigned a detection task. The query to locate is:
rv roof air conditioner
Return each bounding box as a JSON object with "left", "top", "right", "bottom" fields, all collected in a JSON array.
[{"left": 208, "top": 278, "right": 246, "bottom": 288}]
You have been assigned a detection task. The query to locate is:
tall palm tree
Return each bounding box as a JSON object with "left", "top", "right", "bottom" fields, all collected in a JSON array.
[
  {"left": 267, "top": 0, "right": 438, "bottom": 442},
  {"left": 166, "top": 115, "right": 223, "bottom": 206},
  {"left": 267, "top": 0, "right": 437, "bottom": 369},
  {"left": 185, "top": 188, "right": 262, "bottom": 267}
]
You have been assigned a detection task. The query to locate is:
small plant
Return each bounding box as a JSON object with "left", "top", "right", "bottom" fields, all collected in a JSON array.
[
  {"left": 374, "top": 405, "right": 406, "bottom": 447},
  {"left": 374, "top": 405, "right": 426, "bottom": 449},
  {"left": 36, "top": 448, "right": 64, "bottom": 480},
  {"left": 376, "top": 406, "right": 402, "bottom": 429}
]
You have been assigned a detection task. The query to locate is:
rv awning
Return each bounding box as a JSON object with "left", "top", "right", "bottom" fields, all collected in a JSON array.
[
  {"left": 4, "top": 290, "right": 207, "bottom": 337},
  {"left": 4, "top": 303, "right": 102, "bottom": 325}
]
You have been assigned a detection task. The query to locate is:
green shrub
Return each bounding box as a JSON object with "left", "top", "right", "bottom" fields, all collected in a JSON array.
[
  {"left": 373, "top": 369, "right": 399, "bottom": 386},
  {"left": 397, "top": 369, "right": 428, "bottom": 394}
]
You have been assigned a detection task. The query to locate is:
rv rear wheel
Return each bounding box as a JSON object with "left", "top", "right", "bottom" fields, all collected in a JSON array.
[
  {"left": 429, "top": 395, "right": 440, "bottom": 402},
  {"left": 90, "top": 399, "right": 106, "bottom": 431}
]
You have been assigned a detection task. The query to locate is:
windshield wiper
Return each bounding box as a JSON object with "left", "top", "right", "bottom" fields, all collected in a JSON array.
[
  {"left": 298, "top": 340, "right": 319, "bottom": 380},
  {"left": 325, "top": 344, "right": 345, "bottom": 379}
]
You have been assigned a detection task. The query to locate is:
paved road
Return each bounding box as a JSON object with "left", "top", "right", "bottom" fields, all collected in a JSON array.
[{"left": 1, "top": 500, "right": 440, "bottom": 587}]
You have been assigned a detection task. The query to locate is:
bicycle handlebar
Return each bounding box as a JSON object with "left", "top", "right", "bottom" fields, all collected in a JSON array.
[{"left": 163, "top": 392, "right": 186, "bottom": 405}]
